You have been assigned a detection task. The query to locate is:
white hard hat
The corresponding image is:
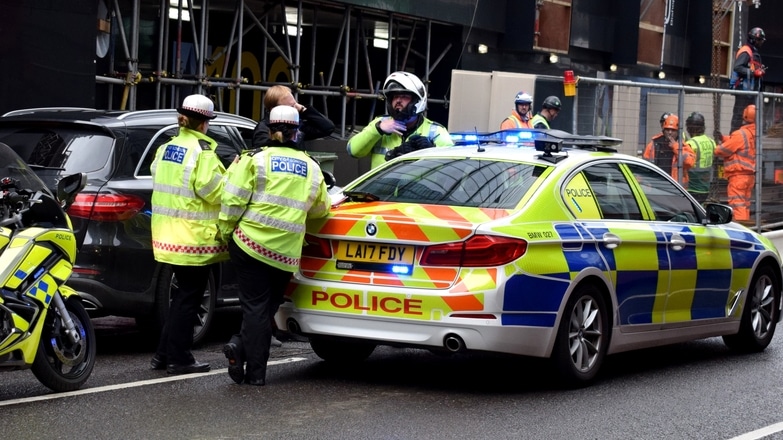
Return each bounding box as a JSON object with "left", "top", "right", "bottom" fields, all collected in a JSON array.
[
  {"left": 382, "top": 71, "right": 427, "bottom": 116},
  {"left": 177, "top": 94, "right": 216, "bottom": 120},
  {"left": 269, "top": 105, "right": 300, "bottom": 126}
]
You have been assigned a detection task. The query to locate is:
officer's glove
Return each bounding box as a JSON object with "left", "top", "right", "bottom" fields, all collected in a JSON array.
[
  {"left": 408, "top": 134, "right": 434, "bottom": 151},
  {"left": 385, "top": 142, "right": 415, "bottom": 161}
]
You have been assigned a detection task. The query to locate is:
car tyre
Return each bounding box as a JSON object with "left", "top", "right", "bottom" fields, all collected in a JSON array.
[
  {"left": 310, "top": 338, "right": 376, "bottom": 364},
  {"left": 136, "top": 264, "right": 217, "bottom": 346},
  {"left": 552, "top": 284, "right": 608, "bottom": 388},
  {"left": 722, "top": 265, "right": 779, "bottom": 353}
]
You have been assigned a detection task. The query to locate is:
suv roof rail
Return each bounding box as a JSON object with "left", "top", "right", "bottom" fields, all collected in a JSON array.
[
  {"left": 115, "top": 108, "right": 254, "bottom": 123},
  {"left": 2, "top": 107, "right": 98, "bottom": 117}
]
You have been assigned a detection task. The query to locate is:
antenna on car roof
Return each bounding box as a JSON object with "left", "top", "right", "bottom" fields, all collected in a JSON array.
[{"left": 474, "top": 127, "right": 484, "bottom": 152}]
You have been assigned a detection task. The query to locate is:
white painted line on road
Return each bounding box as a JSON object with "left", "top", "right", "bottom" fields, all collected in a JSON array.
[
  {"left": 726, "top": 422, "right": 783, "bottom": 440},
  {"left": 0, "top": 357, "right": 307, "bottom": 408}
]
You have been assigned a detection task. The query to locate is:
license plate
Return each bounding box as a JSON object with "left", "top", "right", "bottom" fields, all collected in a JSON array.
[{"left": 336, "top": 241, "right": 415, "bottom": 265}]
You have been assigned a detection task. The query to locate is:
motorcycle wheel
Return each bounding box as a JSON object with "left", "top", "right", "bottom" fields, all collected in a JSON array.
[{"left": 31, "top": 297, "right": 96, "bottom": 392}]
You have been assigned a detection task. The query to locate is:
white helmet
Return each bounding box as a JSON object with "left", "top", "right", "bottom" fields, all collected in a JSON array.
[
  {"left": 269, "top": 105, "right": 300, "bottom": 126},
  {"left": 177, "top": 94, "right": 216, "bottom": 120},
  {"left": 514, "top": 91, "right": 533, "bottom": 105},
  {"left": 382, "top": 71, "right": 427, "bottom": 119}
]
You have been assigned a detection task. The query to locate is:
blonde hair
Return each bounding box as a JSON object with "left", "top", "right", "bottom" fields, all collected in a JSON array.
[
  {"left": 264, "top": 85, "right": 292, "bottom": 111},
  {"left": 177, "top": 114, "right": 204, "bottom": 130}
]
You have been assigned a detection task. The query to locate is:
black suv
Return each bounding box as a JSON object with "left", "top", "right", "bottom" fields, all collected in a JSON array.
[{"left": 0, "top": 107, "right": 258, "bottom": 343}]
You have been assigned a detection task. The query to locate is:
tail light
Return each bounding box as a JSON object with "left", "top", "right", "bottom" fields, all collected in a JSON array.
[
  {"left": 302, "top": 234, "right": 332, "bottom": 259},
  {"left": 67, "top": 193, "right": 146, "bottom": 222},
  {"left": 421, "top": 235, "right": 527, "bottom": 267}
]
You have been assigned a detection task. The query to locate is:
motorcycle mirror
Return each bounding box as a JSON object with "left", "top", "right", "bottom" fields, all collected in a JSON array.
[
  {"left": 322, "top": 170, "right": 336, "bottom": 190},
  {"left": 57, "top": 173, "right": 87, "bottom": 210}
]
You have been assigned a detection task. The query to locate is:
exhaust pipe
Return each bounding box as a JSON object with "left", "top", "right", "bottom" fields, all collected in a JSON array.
[
  {"left": 287, "top": 318, "right": 301, "bottom": 335},
  {"left": 444, "top": 334, "right": 465, "bottom": 353}
]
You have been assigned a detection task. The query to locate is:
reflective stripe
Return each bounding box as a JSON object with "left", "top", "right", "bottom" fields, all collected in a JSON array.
[
  {"left": 242, "top": 209, "right": 306, "bottom": 234},
  {"left": 221, "top": 205, "right": 245, "bottom": 218},
  {"left": 251, "top": 192, "right": 308, "bottom": 211},
  {"left": 235, "top": 228, "right": 299, "bottom": 267},
  {"left": 224, "top": 181, "right": 253, "bottom": 200},
  {"left": 373, "top": 145, "right": 388, "bottom": 155},
  {"left": 153, "top": 205, "right": 218, "bottom": 220},
  {"left": 153, "top": 181, "right": 197, "bottom": 198},
  {"left": 196, "top": 172, "right": 224, "bottom": 199}
]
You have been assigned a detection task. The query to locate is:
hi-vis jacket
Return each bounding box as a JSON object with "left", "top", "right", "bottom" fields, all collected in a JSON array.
[
  {"left": 347, "top": 116, "right": 453, "bottom": 169},
  {"left": 530, "top": 113, "right": 550, "bottom": 129},
  {"left": 716, "top": 123, "right": 757, "bottom": 177},
  {"left": 151, "top": 127, "right": 228, "bottom": 266},
  {"left": 500, "top": 111, "right": 532, "bottom": 129},
  {"left": 219, "top": 145, "right": 331, "bottom": 272},
  {"left": 685, "top": 134, "right": 716, "bottom": 194}
]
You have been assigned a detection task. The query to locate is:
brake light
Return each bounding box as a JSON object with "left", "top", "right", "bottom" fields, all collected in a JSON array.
[
  {"left": 421, "top": 235, "right": 527, "bottom": 267},
  {"left": 302, "top": 234, "right": 332, "bottom": 259},
  {"left": 67, "top": 193, "right": 146, "bottom": 221}
]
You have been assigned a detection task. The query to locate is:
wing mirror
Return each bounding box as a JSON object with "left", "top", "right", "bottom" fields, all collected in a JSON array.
[{"left": 57, "top": 173, "right": 87, "bottom": 210}]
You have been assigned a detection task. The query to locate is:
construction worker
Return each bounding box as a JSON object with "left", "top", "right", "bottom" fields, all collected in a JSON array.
[
  {"left": 220, "top": 105, "right": 330, "bottom": 386},
  {"left": 730, "top": 27, "right": 766, "bottom": 132},
  {"left": 500, "top": 91, "right": 533, "bottom": 129},
  {"left": 347, "top": 71, "right": 453, "bottom": 168},
  {"left": 683, "top": 112, "right": 716, "bottom": 203},
  {"left": 149, "top": 94, "right": 228, "bottom": 375},
  {"left": 714, "top": 104, "right": 757, "bottom": 222},
  {"left": 530, "top": 96, "right": 561, "bottom": 129},
  {"left": 643, "top": 112, "right": 675, "bottom": 176}
]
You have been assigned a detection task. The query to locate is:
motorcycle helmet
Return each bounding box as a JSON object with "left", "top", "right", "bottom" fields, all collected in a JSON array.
[
  {"left": 663, "top": 114, "right": 679, "bottom": 130},
  {"left": 743, "top": 104, "right": 756, "bottom": 123},
  {"left": 382, "top": 71, "right": 427, "bottom": 121},
  {"left": 514, "top": 91, "right": 533, "bottom": 105},
  {"left": 542, "top": 95, "right": 562, "bottom": 111},
  {"left": 177, "top": 94, "right": 217, "bottom": 120},
  {"left": 685, "top": 112, "right": 705, "bottom": 134},
  {"left": 748, "top": 27, "right": 766, "bottom": 47}
]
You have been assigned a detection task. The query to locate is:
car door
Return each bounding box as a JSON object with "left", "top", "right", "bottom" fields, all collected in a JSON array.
[
  {"left": 564, "top": 161, "right": 665, "bottom": 328},
  {"left": 624, "top": 162, "right": 733, "bottom": 324}
]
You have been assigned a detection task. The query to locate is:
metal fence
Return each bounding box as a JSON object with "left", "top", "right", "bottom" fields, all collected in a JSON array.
[{"left": 556, "top": 75, "right": 783, "bottom": 231}]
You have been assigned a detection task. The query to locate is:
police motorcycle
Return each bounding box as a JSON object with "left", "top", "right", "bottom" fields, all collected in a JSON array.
[{"left": 0, "top": 142, "right": 95, "bottom": 392}]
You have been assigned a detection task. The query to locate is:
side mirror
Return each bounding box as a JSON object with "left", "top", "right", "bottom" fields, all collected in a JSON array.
[
  {"left": 322, "top": 170, "right": 336, "bottom": 190},
  {"left": 57, "top": 173, "right": 87, "bottom": 210},
  {"left": 704, "top": 202, "right": 732, "bottom": 225}
]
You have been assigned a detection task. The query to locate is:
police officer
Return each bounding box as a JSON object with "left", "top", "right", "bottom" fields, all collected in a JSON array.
[
  {"left": 500, "top": 91, "right": 533, "bottom": 129},
  {"left": 347, "top": 71, "right": 453, "bottom": 168},
  {"left": 684, "top": 112, "right": 716, "bottom": 203},
  {"left": 150, "top": 94, "right": 228, "bottom": 375},
  {"left": 220, "top": 105, "right": 331, "bottom": 386},
  {"left": 530, "top": 96, "right": 561, "bottom": 129}
]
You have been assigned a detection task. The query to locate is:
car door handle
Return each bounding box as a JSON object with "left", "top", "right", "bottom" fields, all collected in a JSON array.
[
  {"left": 669, "top": 234, "right": 685, "bottom": 251},
  {"left": 602, "top": 233, "right": 621, "bottom": 249}
]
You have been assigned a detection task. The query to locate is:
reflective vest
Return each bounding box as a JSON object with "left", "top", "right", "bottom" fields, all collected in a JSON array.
[
  {"left": 643, "top": 133, "right": 675, "bottom": 176},
  {"left": 530, "top": 113, "right": 550, "bottom": 129},
  {"left": 219, "top": 145, "right": 331, "bottom": 272},
  {"left": 716, "top": 124, "right": 756, "bottom": 177},
  {"left": 151, "top": 127, "right": 228, "bottom": 266},
  {"left": 685, "top": 134, "right": 716, "bottom": 194},
  {"left": 347, "top": 116, "right": 453, "bottom": 169},
  {"left": 500, "top": 111, "right": 532, "bottom": 129}
]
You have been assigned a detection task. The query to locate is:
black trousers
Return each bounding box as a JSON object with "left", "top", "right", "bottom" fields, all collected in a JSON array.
[
  {"left": 229, "top": 240, "right": 291, "bottom": 382},
  {"left": 156, "top": 264, "right": 211, "bottom": 365}
]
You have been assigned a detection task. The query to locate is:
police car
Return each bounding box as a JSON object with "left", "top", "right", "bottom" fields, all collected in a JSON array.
[{"left": 277, "top": 129, "right": 783, "bottom": 386}]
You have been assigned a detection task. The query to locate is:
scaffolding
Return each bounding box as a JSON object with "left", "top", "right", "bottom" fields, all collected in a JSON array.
[{"left": 96, "top": 0, "right": 459, "bottom": 138}]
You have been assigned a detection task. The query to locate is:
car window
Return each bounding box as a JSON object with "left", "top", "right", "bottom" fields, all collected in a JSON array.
[
  {"left": 137, "top": 127, "right": 177, "bottom": 176},
  {"left": 352, "top": 158, "right": 546, "bottom": 208},
  {"left": 0, "top": 126, "right": 113, "bottom": 173},
  {"left": 579, "top": 162, "right": 643, "bottom": 220},
  {"left": 136, "top": 125, "right": 243, "bottom": 176},
  {"left": 235, "top": 126, "right": 254, "bottom": 150},
  {"left": 626, "top": 163, "right": 701, "bottom": 223}
]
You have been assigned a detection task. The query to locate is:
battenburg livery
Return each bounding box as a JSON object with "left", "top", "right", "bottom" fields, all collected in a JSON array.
[{"left": 278, "top": 129, "right": 783, "bottom": 386}]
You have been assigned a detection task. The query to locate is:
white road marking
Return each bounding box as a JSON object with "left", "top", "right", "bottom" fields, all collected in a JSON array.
[
  {"left": 0, "top": 357, "right": 307, "bottom": 408},
  {"left": 726, "top": 422, "right": 783, "bottom": 440}
]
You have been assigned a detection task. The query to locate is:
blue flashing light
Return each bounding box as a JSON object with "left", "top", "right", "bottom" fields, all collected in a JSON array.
[
  {"left": 505, "top": 135, "right": 519, "bottom": 143},
  {"left": 391, "top": 265, "right": 411, "bottom": 275},
  {"left": 464, "top": 134, "right": 478, "bottom": 142},
  {"left": 451, "top": 134, "right": 464, "bottom": 141}
]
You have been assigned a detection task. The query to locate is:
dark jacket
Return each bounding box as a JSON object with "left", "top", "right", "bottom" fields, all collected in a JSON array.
[{"left": 251, "top": 106, "right": 335, "bottom": 150}]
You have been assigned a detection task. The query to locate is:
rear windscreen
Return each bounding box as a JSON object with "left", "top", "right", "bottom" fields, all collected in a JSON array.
[{"left": 0, "top": 126, "right": 113, "bottom": 174}]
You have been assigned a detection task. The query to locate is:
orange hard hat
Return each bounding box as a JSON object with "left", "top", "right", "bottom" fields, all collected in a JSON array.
[
  {"left": 743, "top": 104, "right": 756, "bottom": 123},
  {"left": 662, "top": 114, "right": 679, "bottom": 130}
]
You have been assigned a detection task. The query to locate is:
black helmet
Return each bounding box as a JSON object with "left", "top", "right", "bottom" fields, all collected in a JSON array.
[
  {"left": 748, "top": 27, "right": 766, "bottom": 46},
  {"left": 542, "top": 96, "right": 562, "bottom": 111},
  {"left": 659, "top": 112, "right": 672, "bottom": 125},
  {"left": 685, "top": 112, "right": 705, "bottom": 135}
]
